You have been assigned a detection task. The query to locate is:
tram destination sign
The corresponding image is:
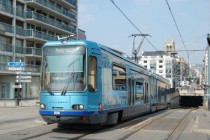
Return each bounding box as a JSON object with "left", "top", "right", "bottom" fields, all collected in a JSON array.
[{"left": 8, "top": 62, "right": 25, "bottom": 67}]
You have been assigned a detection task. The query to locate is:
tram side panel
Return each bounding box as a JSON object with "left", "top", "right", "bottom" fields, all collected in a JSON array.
[{"left": 100, "top": 50, "right": 152, "bottom": 122}]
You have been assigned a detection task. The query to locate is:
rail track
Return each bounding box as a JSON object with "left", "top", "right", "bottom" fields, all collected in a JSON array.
[{"left": 6, "top": 108, "right": 197, "bottom": 140}]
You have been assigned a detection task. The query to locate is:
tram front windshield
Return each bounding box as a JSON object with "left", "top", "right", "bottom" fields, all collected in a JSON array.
[{"left": 42, "top": 45, "right": 86, "bottom": 92}]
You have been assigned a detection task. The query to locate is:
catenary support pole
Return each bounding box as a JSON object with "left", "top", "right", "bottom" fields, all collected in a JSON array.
[{"left": 207, "top": 34, "right": 210, "bottom": 110}]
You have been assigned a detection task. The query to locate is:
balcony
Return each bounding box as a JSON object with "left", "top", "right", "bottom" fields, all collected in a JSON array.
[
  {"left": 0, "top": 22, "right": 14, "bottom": 34},
  {"left": 0, "top": 42, "right": 42, "bottom": 57},
  {"left": 16, "top": 8, "right": 25, "bottom": 18},
  {"left": 25, "top": 29, "right": 57, "bottom": 41},
  {"left": 26, "top": 11, "right": 76, "bottom": 34},
  {"left": 64, "top": 0, "right": 77, "bottom": 10},
  {"left": 24, "top": 64, "right": 41, "bottom": 73},
  {"left": 25, "top": 0, "right": 76, "bottom": 21},
  {"left": 0, "top": 1, "right": 14, "bottom": 15},
  {"left": 16, "top": 27, "right": 25, "bottom": 36},
  {"left": 15, "top": 45, "right": 24, "bottom": 54},
  {"left": 0, "top": 42, "right": 13, "bottom": 52},
  {"left": 24, "top": 47, "right": 42, "bottom": 56}
]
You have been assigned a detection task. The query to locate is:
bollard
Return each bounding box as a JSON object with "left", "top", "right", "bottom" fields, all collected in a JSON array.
[{"left": 15, "top": 98, "right": 19, "bottom": 106}]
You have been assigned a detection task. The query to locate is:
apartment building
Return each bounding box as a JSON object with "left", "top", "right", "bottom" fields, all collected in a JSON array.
[
  {"left": 139, "top": 51, "right": 179, "bottom": 88},
  {"left": 0, "top": 0, "right": 77, "bottom": 100},
  {"left": 138, "top": 40, "right": 188, "bottom": 88}
]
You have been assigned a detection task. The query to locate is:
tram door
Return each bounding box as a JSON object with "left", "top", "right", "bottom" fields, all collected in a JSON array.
[
  {"left": 144, "top": 82, "right": 148, "bottom": 103},
  {"left": 128, "top": 78, "right": 134, "bottom": 105}
]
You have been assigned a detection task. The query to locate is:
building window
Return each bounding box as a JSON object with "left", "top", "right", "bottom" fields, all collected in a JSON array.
[
  {"left": 159, "top": 60, "right": 163, "bottom": 63},
  {"left": 16, "top": 2, "right": 24, "bottom": 10},
  {"left": 144, "top": 60, "right": 147, "bottom": 63},
  {"left": 159, "top": 65, "right": 163, "bottom": 68}
]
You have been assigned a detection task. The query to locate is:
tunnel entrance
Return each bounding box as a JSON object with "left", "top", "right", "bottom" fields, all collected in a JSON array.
[{"left": 180, "top": 96, "right": 203, "bottom": 107}]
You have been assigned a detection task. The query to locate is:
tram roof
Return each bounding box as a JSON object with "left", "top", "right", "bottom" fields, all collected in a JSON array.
[{"left": 44, "top": 40, "right": 170, "bottom": 84}]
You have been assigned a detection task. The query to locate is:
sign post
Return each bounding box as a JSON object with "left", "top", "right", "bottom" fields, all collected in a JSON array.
[
  {"left": 7, "top": 61, "right": 30, "bottom": 106},
  {"left": 207, "top": 34, "right": 210, "bottom": 110}
]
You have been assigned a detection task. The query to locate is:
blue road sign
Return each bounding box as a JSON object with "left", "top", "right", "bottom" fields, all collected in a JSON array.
[{"left": 7, "top": 62, "right": 25, "bottom": 67}]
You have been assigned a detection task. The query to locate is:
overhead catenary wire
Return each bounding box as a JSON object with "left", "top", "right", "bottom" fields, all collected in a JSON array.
[
  {"left": 175, "top": 49, "right": 205, "bottom": 52},
  {"left": 165, "top": 0, "right": 189, "bottom": 63},
  {"left": 110, "top": 0, "right": 160, "bottom": 53}
]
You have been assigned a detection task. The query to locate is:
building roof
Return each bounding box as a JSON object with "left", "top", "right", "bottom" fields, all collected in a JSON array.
[{"left": 142, "top": 51, "right": 167, "bottom": 56}]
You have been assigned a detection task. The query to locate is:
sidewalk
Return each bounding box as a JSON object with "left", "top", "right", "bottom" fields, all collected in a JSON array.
[
  {"left": 0, "top": 99, "right": 40, "bottom": 107},
  {"left": 193, "top": 109, "right": 210, "bottom": 134},
  {"left": 0, "top": 105, "right": 47, "bottom": 136}
]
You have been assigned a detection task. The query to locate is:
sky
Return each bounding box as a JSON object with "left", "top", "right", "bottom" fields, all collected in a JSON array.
[{"left": 78, "top": 0, "right": 210, "bottom": 64}]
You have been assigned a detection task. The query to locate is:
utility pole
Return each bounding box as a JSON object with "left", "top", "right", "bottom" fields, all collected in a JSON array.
[
  {"left": 207, "top": 34, "right": 210, "bottom": 110},
  {"left": 129, "top": 34, "right": 151, "bottom": 63}
]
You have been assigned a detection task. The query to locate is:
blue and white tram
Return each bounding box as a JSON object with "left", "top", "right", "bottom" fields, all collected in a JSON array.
[{"left": 39, "top": 40, "right": 172, "bottom": 125}]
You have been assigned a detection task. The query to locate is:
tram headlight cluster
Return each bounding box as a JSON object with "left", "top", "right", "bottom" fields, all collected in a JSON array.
[
  {"left": 72, "top": 104, "right": 84, "bottom": 110},
  {"left": 40, "top": 103, "right": 46, "bottom": 109}
]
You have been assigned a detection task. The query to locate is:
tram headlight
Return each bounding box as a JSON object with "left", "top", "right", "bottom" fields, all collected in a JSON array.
[
  {"left": 79, "top": 104, "right": 84, "bottom": 110},
  {"left": 40, "top": 103, "right": 46, "bottom": 109},
  {"left": 72, "top": 104, "right": 84, "bottom": 110}
]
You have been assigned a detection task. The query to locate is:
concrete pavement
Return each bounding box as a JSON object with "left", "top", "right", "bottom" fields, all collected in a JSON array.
[
  {"left": 193, "top": 109, "right": 210, "bottom": 135},
  {"left": 0, "top": 99, "right": 39, "bottom": 107},
  {"left": 1, "top": 106, "right": 210, "bottom": 139}
]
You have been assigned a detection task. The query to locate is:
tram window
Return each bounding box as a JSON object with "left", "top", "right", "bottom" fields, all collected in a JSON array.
[
  {"left": 112, "top": 65, "right": 126, "bottom": 90},
  {"left": 88, "top": 56, "right": 97, "bottom": 92},
  {"left": 136, "top": 81, "right": 144, "bottom": 101}
]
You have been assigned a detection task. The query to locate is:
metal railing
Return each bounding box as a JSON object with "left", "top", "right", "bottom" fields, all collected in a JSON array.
[
  {"left": 15, "top": 45, "right": 24, "bottom": 54},
  {"left": 0, "top": 22, "right": 14, "bottom": 33},
  {"left": 16, "top": 8, "right": 25, "bottom": 18},
  {"left": 25, "top": 0, "right": 76, "bottom": 20},
  {"left": 0, "top": 42, "right": 42, "bottom": 56},
  {"left": 24, "top": 47, "right": 42, "bottom": 56},
  {"left": 0, "top": 24, "right": 57, "bottom": 41},
  {"left": 26, "top": 11, "right": 76, "bottom": 34},
  {"left": 16, "top": 27, "right": 25, "bottom": 36},
  {"left": 25, "top": 29, "right": 57, "bottom": 41},
  {"left": 0, "top": 42, "right": 13, "bottom": 52},
  {"left": 65, "top": 0, "right": 77, "bottom": 7},
  {"left": 0, "top": 1, "right": 13, "bottom": 14}
]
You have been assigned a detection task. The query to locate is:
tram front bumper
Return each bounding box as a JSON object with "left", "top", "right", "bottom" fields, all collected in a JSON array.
[{"left": 39, "top": 110, "right": 107, "bottom": 124}]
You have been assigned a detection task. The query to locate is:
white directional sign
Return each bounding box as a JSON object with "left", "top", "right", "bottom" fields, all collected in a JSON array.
[
  {"left": 16, "top": 79, "right": 31, "bottom": 83},
  {"left": 12, "top": 85, "right": 22, "bottom": 88},
  {"left": 16, "top": 76, "right": 32, "bottom": 79},
  {"left": 20, "top": 80, "right": 31, "bottom": 83},
  {"left": 9, "top": 67, "right": 24, "bottom": 71},
  {"left": 16, "top": 72, "right": 32, "bottom": 75}
]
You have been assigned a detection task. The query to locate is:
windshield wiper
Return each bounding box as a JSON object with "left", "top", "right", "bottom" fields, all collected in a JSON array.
[{"left": 61, "top": 72, "right": 75, "bottom": 96}]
